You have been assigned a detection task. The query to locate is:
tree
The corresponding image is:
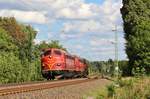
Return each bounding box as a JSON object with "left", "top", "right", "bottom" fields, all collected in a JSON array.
[
  {"left": 0, "top": 28, "right": 22, "bottom": 83},
  {"left": 0, "top": 28, "right": 17, "bottom": 52},
  {"left": 0, "top": 17, "right": 25, "bottom": 46},
  {"left": 38, "top": 41, "right": 50, "bottom": 51},
  {"left": 48, "top": 40, "right": 67, "bottom": 51},
  {"left": 0, "top": 17, "right": 37, "bottom": 61},
  {"left": 0, "top": 17, "right": 43, "bottom": 83},
  {"left": 0, "top": 52, "right": 23, "bottom": 84},
  {"left": 121, "top": 0, "right": 150, "bottom": 75},
  {"left": 20, "top": 25, "right": 37, "bottom": 61},
  {"left": 38, "top": 40, "right": 67, "bottom": 51},
  {"left": 107, "top": 59, "right": 115, "bottom": 76},
  {"left": 0, "top": 17, "right": 69, "bottom": 83},
  {"left": 118, "top": 60, "right": 129, "bottom": 76}
]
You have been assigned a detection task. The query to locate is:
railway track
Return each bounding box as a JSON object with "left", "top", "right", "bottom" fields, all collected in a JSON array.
[{"left": 0, "top": 78, "right": 97, "bottom": 96}]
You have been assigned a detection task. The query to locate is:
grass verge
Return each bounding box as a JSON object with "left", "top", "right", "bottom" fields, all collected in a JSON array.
[{"left": 84, "top": 76, "right": 150, "bottom": 99}]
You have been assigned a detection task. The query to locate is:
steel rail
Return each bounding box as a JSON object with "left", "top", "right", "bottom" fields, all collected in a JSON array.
[{"left": 0, "top": 78, "right": 97, "bottom": 96}]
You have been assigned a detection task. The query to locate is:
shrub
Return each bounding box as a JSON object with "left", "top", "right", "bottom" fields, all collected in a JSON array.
[
  {"left": 0, "top": 52, "right": 22, "bottom": 83},
  {"left": 117, "top": 79, "right": 133, "bottom": 88},
  {"left": 107, "top": 84, "right": 115, "bottom": 97},
  {"left": 132, "top": 67, "right": 146, "bottom": 78}
]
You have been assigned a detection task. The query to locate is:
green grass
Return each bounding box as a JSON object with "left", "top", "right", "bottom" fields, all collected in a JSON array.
[
  {"left": 113, "top": 77, "right": 150, "bottom": 99},
  {"left": 83, "top": 83, "right": 108, "bottom": 99},
  {"left": 85, "top": 76, "right": 150, "bottom": 99}
]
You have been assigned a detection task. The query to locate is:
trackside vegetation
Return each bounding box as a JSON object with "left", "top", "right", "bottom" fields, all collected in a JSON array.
[
  {"left": 85, "top": 77, "right": 150, "bottom": 99},
  {"left": 0, "top": 17, "right": 41, "bottom": 83},
  {"left": 0, "top": 17, "right": 66, "bottom": 84}
]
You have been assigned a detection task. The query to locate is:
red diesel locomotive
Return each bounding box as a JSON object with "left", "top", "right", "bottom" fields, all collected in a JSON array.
[{"left": 41, "top": 48, "right": 88, "bottom": 80}]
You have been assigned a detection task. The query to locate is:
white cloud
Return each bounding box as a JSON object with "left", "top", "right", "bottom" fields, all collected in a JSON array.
[
  {"left": 0, "top": 0, "right": 15, "bottom": 3},
  {"left": 69, "top": 44, "right": 83, "bottom": 50},
  {"left": 19, "top": 0, "right": 96, "bottom": 19},
  {"left": 91, "top": 47, "right": 114, "bottom": 52},
  {"left": 56, "top": 3, "right": 95, "bottom": 19},
  {"left": 33, "top": 39, "right": 41, "bottom": 44},
  {"left": 0, "top": 9, "right": 47, "bottom": 24},
  {"left": 1, "top": 0, "right": 122, "bottom": 25},
  {"left": 93, "top": 51, "right": 115, "bottom": 56},
  {"left": 1, "top": 0, "right": 122, "bottom": 29},
  {"left": 35, "top": 28, "right": 40, "bottom": 32},
  {"left": 47, "top": 32, "right": 54, "bottom": 39},
  {"left": 60, "top": 33, "right": 83, "bottom": 39},
  {"left": 60, "top": 0, "right": 122, "bottom": 34},
  {"left": 90, "top": 38, "right": 115, "bottom": 46},
  {"left": 62, "top": 20, "right": 107, "bottom": 33}
]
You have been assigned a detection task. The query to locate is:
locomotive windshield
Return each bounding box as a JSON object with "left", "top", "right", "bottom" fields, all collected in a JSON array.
[
  {"left": 44, "top": 50, "right": 51, "bottom": 56},
  {"left": 54, "top": 50, "right": 62, "bottom": 55}
]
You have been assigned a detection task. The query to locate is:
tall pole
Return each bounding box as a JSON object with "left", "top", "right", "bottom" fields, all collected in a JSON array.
[{"left": 112, "top": 25, "right": 119, "bottom": 77}]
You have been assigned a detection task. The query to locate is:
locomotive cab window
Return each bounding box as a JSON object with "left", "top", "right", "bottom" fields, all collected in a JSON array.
[
  {"left": 44, "top": 50, "right": 51, "bottom": 56},
  {"left": 66, "top": 55, "right": 74, "bottom": 60},
  {"left": 79, "top": 59, "right": 84, "bottom": 63},
  {"left": 54, "top": 50, "right": 62, "bottom": 55}
]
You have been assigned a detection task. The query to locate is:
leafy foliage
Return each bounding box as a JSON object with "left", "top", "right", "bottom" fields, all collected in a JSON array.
[
  {"left": 0, "top": 52, "right": 22, "bottom": 84},
  {"left": 107, "top": 84, "right": 115, "bottom": 97},
  {"left": 0, "top": 28, "right": 17, "bottom": 52},
  {"left": 0, "top": 17, "right": 25, "bottom": 45},
  {"left": 121, "top": 0, "right": 150, "bottom": 74},
  {"left": 88, "top": 59, "right": 130, "bottom": 77},
  {"left": 0, "top": 17, "right": 68, "bottom": 83},
  {"left": 96, "top": 77, "right": 150, "bottom": 99},
  {"left": 118, "top": 60, "right": 129, "bottom": 76},
  {"left": 0, "top": 17, "right": 44, "bottom": 83},
  {"left": 38, "top": 40, "right": 67, "bottom": 51}
]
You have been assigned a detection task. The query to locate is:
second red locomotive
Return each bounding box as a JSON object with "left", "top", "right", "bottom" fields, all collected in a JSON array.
[{"left": 41, "top": 48, "right": 88, "bottom": 80}]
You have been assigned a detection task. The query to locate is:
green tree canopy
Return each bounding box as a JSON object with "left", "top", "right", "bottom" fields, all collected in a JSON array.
[
  {"left": 0, "top": 17, "right": 43, "bottom": 83},
  {"left": 38, "top": 40, "right": 67, "bottom": 51},
  {"left": 0, "top": 28, "right": 17, "bottom": 52},
  {"left": 121, "top": 0, "right": 150, "bottom": 75}
]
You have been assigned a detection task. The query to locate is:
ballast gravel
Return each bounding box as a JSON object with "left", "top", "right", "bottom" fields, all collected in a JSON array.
[{"left": 0, "top": 79, "right": 110, "bottom": 99}]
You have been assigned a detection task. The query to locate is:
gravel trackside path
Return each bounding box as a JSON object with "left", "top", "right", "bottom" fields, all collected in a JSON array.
[{"left": 0, "top": 79, "right": 110, "bottom": 99}]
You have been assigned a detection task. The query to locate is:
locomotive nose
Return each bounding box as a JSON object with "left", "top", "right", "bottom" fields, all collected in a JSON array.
[
  {"left": 42, "top": 56, "right": 49, "bottom": 62},
  {"left": 41, "top": 56, "right": 55, "bottom": 69}
]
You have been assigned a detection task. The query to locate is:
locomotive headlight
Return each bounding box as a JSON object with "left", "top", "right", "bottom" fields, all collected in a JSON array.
[
  {"left": 57, "top": 63, "right": 61, "bottom": 66},
  {"left": 42, "top": 63, "right": 45, "bottom": 67},
  {"left": 49, "top": 56, "right": 52, "bottom": 58}
]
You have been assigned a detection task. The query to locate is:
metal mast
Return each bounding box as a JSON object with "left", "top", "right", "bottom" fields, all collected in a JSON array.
[{"left": 112, "top": 25, "right": 119, "bottom": 76}]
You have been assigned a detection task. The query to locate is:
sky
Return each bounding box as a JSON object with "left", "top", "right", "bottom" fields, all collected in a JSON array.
[{"left": 0, "top": 0, "right": 127, "bottom": 61}]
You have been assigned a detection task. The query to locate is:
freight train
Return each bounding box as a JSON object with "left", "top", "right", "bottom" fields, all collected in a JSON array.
[{"left": 41, "top": 48, "right": 88, "bottom": 80}]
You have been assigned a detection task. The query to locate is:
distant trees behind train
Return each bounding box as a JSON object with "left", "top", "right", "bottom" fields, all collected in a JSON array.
[
  {"left": 37, "top": 40, "right": 67, "bottom": 52},
  {"left": 88, "top": 59, "right": 128, "bottom": 77}
]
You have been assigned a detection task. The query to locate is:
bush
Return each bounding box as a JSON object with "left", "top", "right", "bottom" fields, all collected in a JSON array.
[
  {"left": 0, "top": 52, "right": 22, "bottom": 84},
  {"left": 117, "top": 79, "right": 133, "bottom": 88},
  {"left": 107, "top": 84, "right": 115, "bottom": 97},
  {"left": 132, "top": 67, "right": 146, "bottom": 77},
  {"left": 96, "top": 94, "right": 104, "bottom": 99}
]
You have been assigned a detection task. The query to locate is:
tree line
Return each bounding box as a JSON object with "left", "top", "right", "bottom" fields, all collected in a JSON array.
[
  {"left": 87, "top": 59, "right": 128, "bottom": 77},
  {"left": 0, "top": 17, "right": 67, "bottom": 84}
]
